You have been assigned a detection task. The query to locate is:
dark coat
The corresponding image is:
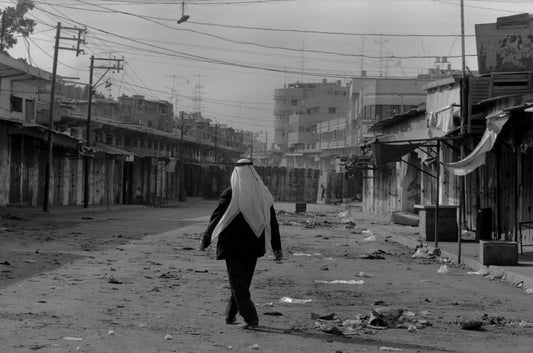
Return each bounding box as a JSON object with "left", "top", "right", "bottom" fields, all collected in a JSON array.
[{"left": 202, "top": 187, "right": 282, "bottom": 260}]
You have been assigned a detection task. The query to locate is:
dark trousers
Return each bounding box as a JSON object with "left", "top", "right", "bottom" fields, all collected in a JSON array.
[{"left": 225, "top": 257, "right": 258, "bottom": 324}]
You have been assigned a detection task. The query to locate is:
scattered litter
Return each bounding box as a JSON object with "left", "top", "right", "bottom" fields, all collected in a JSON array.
[
  {"left": 194, "top": 269, "right": 208, "bottom": 273},
  {"left": 337, "top": 211, "right": 348, "bottom": 218},
  {"left": 164, "top": 334, "right": 173, "bottom": 340},
  {"left": 81, "top": 217, "right": 93, "bottom": 220},
  {"left": 361, "top": 229, "right": 373, "bottom": 237},
  {"left": 315, "top": 280, "right": 365, "bottom": 285},
  {"left": 371, "top": 307, "right": 404, "bottom": 328},
  {"left": 322, "top": 326, "right": 344, "bottom": 336},
  {"left": 1, "top": 261, "right": 11, "bottom": 266},
  {"left": 525, "top": 288, "right": 533, "bottom": 294},
  {"left": 362, "top": 235, "right": 377, "bottom": 242},
  {"left": 22, "top": 259, "right": 36, "bottom": 263},
  {"left": 519, "top": 321, "right": 533, "bottom": 328},
  {"left": 305, "top": 218, "right": 316, "bottom": 228},
  {"left": 460, "top": 320, "right": 484, "bottom": 331},
  {"left": 486, "top": 273, "right": 503, "bottom": 280},
  {"left": 412, "top": 247, "right": 432, "bottom": 259},
  {"left": 263, "top": 311, "right": 283, "bottom": 316},
  {"left": 355, "top": 272, "right": 374, "bottom": 278},
  {"left": 279, "top": 296, "right": 312, "bottom": 304},
  {"left": 62, "top": 337, "right": 83, "bottom": 341},
  {"left": 515, "top": 281, "right": 524, "bottom": 288},
  {"left": 259, "top": 302, "right": 273, "bottom": 307},
  {"left": 467, "top": 268, "right": 489, "bottom": 276},
  {"left": 159, "top": 272, "right": 180, "bottom": 279},
  {"left": 379, "top": 347, "right": 403, "bottom": 352},
  {"left": 359, "top": 250, "right": 387, "bottom": 260},
  {"left": 437, "top": 264, "right": 450, "bottom": 274},
  {"left": 292, "top": 252, "right": 322, "bottom": 257},
  {"left": 107, "top": 276, "right": 123, "bottom": 284},
  {"left": 248, "top": 344, "right": 260, "bottom": 350},
  {"left": 311, "top": 312, "right": 336, "bottom": 320},
  {"left": 107, "top": 330, "right": 115, "bottom": 335}
]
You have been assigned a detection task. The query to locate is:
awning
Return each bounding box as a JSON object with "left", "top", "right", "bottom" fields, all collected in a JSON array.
[
  {"left": 369, "top": 127, "right": 445, "bottom": 167},
  {"left": 90, "top": 142, "right": 135, "bottom": 161},
  {"left": 445, "top": 111, "right": 510, "bottom": 176},
  {"left": 5, "top": 119, "right": 81, "bottom": 149}
]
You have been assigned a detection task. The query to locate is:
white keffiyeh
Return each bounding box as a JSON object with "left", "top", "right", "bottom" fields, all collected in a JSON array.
[{"left": 211, "top": 160, "right": 274, "bottom": 242}]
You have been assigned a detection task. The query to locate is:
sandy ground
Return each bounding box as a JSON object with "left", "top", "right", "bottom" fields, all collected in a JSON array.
[{"left": 1, "top": 200, "right": 533, "bottom": 353}]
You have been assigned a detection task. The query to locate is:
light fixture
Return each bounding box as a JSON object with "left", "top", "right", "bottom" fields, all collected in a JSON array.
[{"left": 177, "top": 1, "right": 190, "bottom": 24}]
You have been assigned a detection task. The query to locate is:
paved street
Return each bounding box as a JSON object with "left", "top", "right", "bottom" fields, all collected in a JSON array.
[{"left": 1, "top": 200, "right": 533, "bottom": 353}]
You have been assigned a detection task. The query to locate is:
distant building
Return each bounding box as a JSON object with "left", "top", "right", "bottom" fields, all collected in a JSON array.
[{"left": 273, "top": 79, "right": 350, "bottom": 168}]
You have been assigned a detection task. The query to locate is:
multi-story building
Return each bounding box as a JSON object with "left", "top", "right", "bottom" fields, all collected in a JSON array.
[{"left": 273, "top": 79, "right": 350, "bottom": 168}]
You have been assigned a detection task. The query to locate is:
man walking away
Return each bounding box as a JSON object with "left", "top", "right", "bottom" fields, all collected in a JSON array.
[{"left": 200, "top": 159, "right": 283, "bottom": 329}]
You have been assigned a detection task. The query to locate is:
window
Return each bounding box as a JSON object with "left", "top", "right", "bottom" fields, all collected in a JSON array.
[
  {"left": 335, "top": 91, "right": 347, "bottom": 96},
  {"left": 147, "top": 140, "right": 153, "bottom": 149},
  {"left": 291, "top": 99, "right": 298, "bottom": 106},
  {"left": 124, "top": 136, "right": 132, "bottom": 147},
  {"left": 10, "top": 95, "right": 23, "bottom": 112},
  {"left": 106, "top": 133, "right": 113, "bottom": 145},
  {"left": 328, "top": 107, "right": 337, "bottom": 114},
  {"left": 133, "top": 137, "right": 139, "bottom": 147}
]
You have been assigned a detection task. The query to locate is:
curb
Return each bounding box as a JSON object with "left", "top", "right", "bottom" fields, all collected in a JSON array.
[{"left": 392, "top": 234, "right": 533, "bottom": 291}]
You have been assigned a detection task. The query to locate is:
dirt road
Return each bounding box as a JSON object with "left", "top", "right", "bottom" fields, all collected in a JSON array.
[{"left": 1, "top": 200, "right": 532, "bottom": 353}]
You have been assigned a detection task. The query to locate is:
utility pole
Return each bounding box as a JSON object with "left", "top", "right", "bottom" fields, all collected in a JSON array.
[
  {"left": 84, "top": 56, "right": 124, "bottom": 208},
  {"left": 43, "top": 23, "right": 85, "bottom": 212},
  {"left": 179, "top": 111, "right": 186, "bottom": 201},
  {"left": 214, "top": 123, "right": 218, "bottom": 164},
  {"left": 0, "top": 11, "right": 6, "bottom": 52},
  {"left": 250, "top": 132, "right": 254, "bottom": 160}
]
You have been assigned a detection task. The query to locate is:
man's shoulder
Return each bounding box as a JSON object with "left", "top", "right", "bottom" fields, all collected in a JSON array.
[{"left": 221, "top": 187, "right": 232, "bottom": 198}]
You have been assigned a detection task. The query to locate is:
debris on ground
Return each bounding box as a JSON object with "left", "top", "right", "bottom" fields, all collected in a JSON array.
[
  {"left": 313, "top": 307, "right": 432, "bottom": 336},
  {"left": 263, "top": 311, "right": 283, "bottom": 316},
  {"left": 362, "top": 234, "right": 377, "bottom": 242},
  {"left": 467, "top": 268, "right": 489, "bottom": 276},
  {"left": 279, "top": 296, "right": 312, "bottom": 304},
  {"left": 437, "top": 264, "right": 450, "bottom": 274},
  {"left": 370, "top": 307, "right": 404, "bottom": 328},
  {"left": 311, "top": 312, "right": 336, "bottom": 320},
  {"left": 292, "top": 252, "right": 322, "bottom": 257},
  {"left": 459, "top": 320, "right": 484, "bottom": 331},
  {"left": 107, "top": 276, "right": 123, "bottom": 284},
  {"left": 315, "top": 279, "right": 365, "bottom": 285},
  {"left": 359, "top": 250, "right": 390, "bottom": 260},
  {"left": 379, "top": 346, "right": 403, "bottom": 352},
  {"left": 412, "top": 245, "right": 432, "bottom": 259},
  {"left": 355, "top": 272, "right": 374, "bottom": 278}
]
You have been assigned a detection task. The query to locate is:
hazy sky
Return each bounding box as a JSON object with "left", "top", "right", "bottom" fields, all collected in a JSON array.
[{"left": 4, "top": 0, "right": 533, "bottom": 138}]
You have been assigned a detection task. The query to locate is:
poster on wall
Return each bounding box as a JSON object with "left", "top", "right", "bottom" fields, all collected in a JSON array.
[{"left": 476, "top": 13, "right": 533, "bottom": 75}]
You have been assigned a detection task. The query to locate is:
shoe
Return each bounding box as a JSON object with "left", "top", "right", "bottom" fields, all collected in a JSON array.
[
  {"left": 242, "top": 321, "right": 259, "bottom": 330},
  {"left": 225, "top": 317, "right": 238, "bottom": 325}
]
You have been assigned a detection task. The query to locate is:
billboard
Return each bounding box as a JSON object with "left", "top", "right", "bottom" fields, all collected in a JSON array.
[{"left": 476, "top": 13, "right": 533, "bottom": 75}]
